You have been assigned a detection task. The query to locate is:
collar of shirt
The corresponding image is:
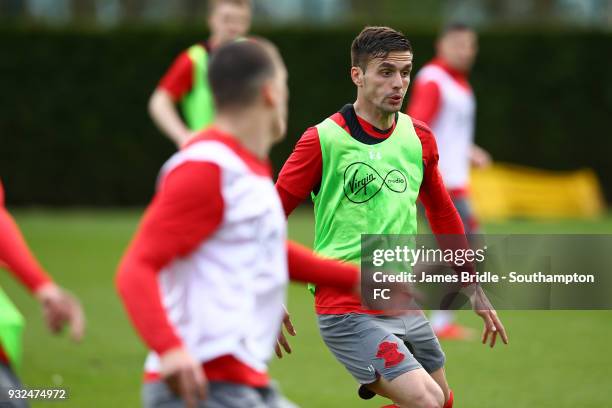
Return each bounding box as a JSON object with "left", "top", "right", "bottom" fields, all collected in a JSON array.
[
  {"left": 430, "top": 57, "right": 471, "bottom": 90},
  {"left": 185, "top": 127, "right": 273, "bottom": 176}
]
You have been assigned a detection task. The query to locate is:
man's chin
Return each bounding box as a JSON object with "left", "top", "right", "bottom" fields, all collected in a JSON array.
[
  {"left": 271, "top": 125, "right": 287, "bottom": 144},
  {"left": 381, "top": 104, "right": 402, "bottom": 114}
]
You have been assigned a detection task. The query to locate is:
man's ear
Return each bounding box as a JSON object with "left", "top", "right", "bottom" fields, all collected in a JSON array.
[
  {"left": 351, "top": 66, "right": 364, "bottom": 87},
  {"left": 261, "top": 80, "right": 276, "bottom": 107}
]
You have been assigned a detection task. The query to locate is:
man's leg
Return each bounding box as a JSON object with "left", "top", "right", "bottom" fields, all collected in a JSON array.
[
  {"left": 370, "top": 314, "right": 451, "bottom": 406},
  {"left": 318, "top": 313, "right": 442, "bottom": 408},
  {"left": 367, "top": 368, "right": 444, "bottom": 408},
  {"left": 429, "top": 368, "right": 450, "bottom": 402},
  {"left": 452, "top": 195, "right": 480, "bottom": 237}
]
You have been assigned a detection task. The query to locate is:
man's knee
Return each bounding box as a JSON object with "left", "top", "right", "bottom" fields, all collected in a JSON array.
[
  {"left": 395, "top": 395, "right": 443, "bottom": 408},
  {"left": 393, "top": 379, "right": 444, "bottom": 408}
]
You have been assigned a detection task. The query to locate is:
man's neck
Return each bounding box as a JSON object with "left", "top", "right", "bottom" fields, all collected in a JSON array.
[
  {"left": 208, "top": 35, "right": 228, "bottom": 51},
  {"left": 214, "top": 111, "right": 271, "bottom": 160},
  {"left": 434, "top": 57, "right": 469, "bottom": 77},
  {"left": 353, "top": 99, "right": 395, "bottom": 130}
]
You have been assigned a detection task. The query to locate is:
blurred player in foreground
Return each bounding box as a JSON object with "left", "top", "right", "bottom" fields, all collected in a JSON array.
[
  {"left": 407, "top": 23, "right": 491, "bottom": 340},
  {"left": 276, "top": 26, "right": 507, "bottom": 408},
  {"left": 0, "top": 182, "right": 84, "bottom": 408},
  {"left": 148, "top": 0, "right": 252, "bottom": 147},
  {"left": 117, "top": 39, "right": 362, "bottom": 408}
]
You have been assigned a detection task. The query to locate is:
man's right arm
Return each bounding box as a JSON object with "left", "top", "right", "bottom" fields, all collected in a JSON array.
[
  {"left": 275, "top": 127, "right": 322, "bottom": 217},
  {"left": 116, "top": 161, "right": 224, "bottom": 355},
  {"left": 0, "top": 181, "right": 84, "bottom": 341},
  {"left": 287, "top": 241, "right": 359, "bottom": 290},
  {"left": 149, "top": 52, "right": 195, "bottom": 147}
]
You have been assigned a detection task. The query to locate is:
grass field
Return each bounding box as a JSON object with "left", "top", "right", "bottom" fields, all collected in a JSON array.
[{"left": 1, "top": 208, "right": 611, "bottom": 407}]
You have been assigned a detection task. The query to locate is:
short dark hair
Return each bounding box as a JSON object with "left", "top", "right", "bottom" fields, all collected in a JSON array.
[
  {"left": 208, "top": 38, "right": 279, "bottom": 111},
  {"left": 208, "top": 0, "right": 251, "bottom": 13},
  {"left": 439, "top": 22, "right": 474, "bottom": 38},
  {"left": 351, "top": 26, "right": 412, "bottom": 71}
]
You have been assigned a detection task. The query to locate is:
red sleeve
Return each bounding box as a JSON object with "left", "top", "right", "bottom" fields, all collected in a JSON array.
[
  {"left": 287, "top": 241, "right": 358, "bottom": 289},
  {"left": 276, "top": 185, "right": 303, "bottom": 217},
  {"left": 116, "top": 162, "right": 224, "bottom": 355},
  {"left": 415, "top": 123, "right": 476, "bottom": 284},
  {"left": 158, "top": 52, "right": 194, "bottom": 102},
  {"left": 414, "top": 121, "right": 464, "bottom": 234},
  {"left": 0, "top": 203, "right": 52, "bottom": 293},
  {"left": 407, "top": 80, "right": 441, "bottom": 126},
  {"left": 275, "top": 127, "right": 322, "bottom": 216}
]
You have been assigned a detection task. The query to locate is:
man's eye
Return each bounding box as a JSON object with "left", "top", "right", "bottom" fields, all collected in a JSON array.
[{"left": 401, "top": 71, "right": 411, "bottom": 77}]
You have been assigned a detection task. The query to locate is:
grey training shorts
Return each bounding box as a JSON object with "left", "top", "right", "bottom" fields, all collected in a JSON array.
[
  {"left": 0, "top": 363, "right": 28, "bottom": 408},
  {"left": 317, "top": 312, "right": 445, "bottom": 385},
  {"left": 142, "top": 379, "right": 299, "bottom": 408}
]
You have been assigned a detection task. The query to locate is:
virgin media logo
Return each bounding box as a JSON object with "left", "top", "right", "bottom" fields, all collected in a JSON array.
[{"left": 343, "top": 162, "right": 407, "bottom": 203}]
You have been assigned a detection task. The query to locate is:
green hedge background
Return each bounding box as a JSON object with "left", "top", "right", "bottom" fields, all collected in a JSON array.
[{"left": 1, "top": 27, "right": 611, "bottom": 205}]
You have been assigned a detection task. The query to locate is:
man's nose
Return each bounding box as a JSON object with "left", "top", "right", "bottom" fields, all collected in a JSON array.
[{"left": 392, "top": 72, "right": 403, "bottom": 89}]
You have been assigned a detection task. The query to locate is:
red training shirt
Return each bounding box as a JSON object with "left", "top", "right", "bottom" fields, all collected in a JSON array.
[
  {"left": 157, "top": 42, "right": 211, "bottom": 102},
  {"left": 275, "top": 105, "right": 468, "bottom": 315}
]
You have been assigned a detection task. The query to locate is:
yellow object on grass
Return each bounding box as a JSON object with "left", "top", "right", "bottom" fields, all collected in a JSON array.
[{"left": 471, "top": 163, "right": 605, "bottom": 220}]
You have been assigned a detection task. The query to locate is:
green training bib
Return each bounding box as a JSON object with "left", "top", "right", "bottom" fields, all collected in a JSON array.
[
  {"left": 0, "top": 286, "right": 24, "bottom": 368},
  {"left": 312, "top": 111, "right": 424, "bottom": 264},
  {"left": 180, "top": 44, "right": 215, "bottom": 131}
]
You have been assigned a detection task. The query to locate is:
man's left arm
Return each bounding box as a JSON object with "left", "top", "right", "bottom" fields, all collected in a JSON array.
[{"left": 415, "top": 123, "right": 508, "bottom": 347}]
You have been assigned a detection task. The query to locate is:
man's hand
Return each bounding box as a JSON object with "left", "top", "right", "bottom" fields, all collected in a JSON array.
[
  {"left": 35, "top": 283, "right": 85, "bottom": 342},
  {"left": 148, "top": 88, "right": 194, "bottom": 148},
  {"left": 160, "top": 347, "right": 207, "bottom": 408},
  {"left": 275, "top": 306, "right": 297, "bottom": 358},
  {"left": 470, "top": 144, "right": 492, "bottom": 169},
  {"left": 467, "top": 285, "right": 508, "bottom": 347}
]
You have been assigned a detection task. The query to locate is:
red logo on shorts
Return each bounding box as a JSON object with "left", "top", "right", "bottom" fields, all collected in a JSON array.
[{"left": 376, "top": 341, "right": 405, "bottom": 368}]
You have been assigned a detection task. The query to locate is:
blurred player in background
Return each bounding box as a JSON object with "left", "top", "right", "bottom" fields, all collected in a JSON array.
[
  {"left": 277, "top": 26, "right": 507, "bottom": 408},
  {"left": 407, "top": 23, "right": 491, "bottom": 340},
  {"left": 117, "top": 39, "right": 361, "bottom": 408},
  {"left": 148, "top": 0, "right": 252, "bottom": 147},
  {"left": 0, "top": 181, "right": 84, "bottom": 408}
]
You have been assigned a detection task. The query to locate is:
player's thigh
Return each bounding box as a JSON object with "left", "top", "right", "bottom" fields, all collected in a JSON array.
[
  {"left": 429, "top": 367, "right": 450, "bottom": 401},
  {"left": 373, "top": 314, "right": 449, "bottom": 399},
  {"left": 318, "top": 314, "right": 421, "bottom": 385},
  {"left": 368, "top": 367, "right": 444, "bottom": 408}
]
